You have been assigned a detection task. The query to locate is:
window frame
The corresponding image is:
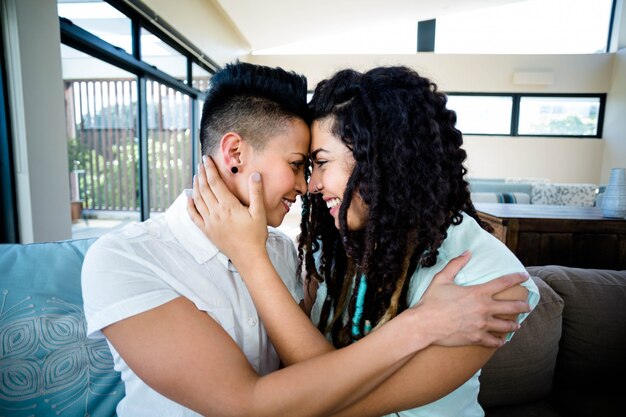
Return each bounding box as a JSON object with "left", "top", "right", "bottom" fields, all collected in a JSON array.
[
  {"left": 0, "top": 21, "right": 19, "bottom": 243},
  {"left": 445, "top": 92, "right": 606, "bottom": 138},
  {"left": 106, "top": 0, "right": 218, "bottom": 80},
  {"left": 59, "top": 0, "right": 218, "bottom": 220},
  {"left": 432, "top": 0, "right": 618, "bottom": 55}
]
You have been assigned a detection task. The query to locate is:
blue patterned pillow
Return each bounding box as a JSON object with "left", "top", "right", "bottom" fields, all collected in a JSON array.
[
  {"left": 0, "top": 238, "right": 124, "bottom": 417},
  {"left": 472, "top": 192, "right": 531, "bottom": 204}
]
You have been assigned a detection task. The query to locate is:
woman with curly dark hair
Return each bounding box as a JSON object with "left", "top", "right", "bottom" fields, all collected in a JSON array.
[
  {"left": 189, "top": 65, "right": 539, "bottom": 416},
  {"left": 304, "top": 66, "right": 533, "bottom": 346}
]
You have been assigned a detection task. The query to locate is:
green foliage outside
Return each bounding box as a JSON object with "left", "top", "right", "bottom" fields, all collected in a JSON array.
[
  {"left": 527, "top": 115, "right": 597, "bottom": 136},
  {"left": 68, "top": 129, "right": 191, "bottom": 212}
]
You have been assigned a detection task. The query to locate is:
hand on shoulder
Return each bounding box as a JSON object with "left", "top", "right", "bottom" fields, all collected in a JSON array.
[{"left": 410, "top": 251, "right": 531, "bottom": 348}]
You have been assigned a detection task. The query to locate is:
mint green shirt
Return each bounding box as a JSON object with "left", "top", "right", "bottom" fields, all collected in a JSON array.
[{"left": 311, "top": 213, "right": 540, "bottom": 417}]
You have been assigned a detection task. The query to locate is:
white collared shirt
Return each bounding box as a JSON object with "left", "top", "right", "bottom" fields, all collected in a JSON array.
[{"left": 82, "top": 191, "right": 302, "bottom": 417}]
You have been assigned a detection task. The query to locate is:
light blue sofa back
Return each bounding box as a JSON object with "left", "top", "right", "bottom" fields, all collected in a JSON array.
[
  {"left": 468, "top": 179, "right": 533, "bottom": 195},
  {"left": 0, "top": 238, "right": 124, "bottom": 417}
]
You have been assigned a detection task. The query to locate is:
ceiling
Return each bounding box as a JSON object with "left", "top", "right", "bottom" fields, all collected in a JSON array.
[{"left": 212, "top": 0, "right": 528, "bottom": 53}]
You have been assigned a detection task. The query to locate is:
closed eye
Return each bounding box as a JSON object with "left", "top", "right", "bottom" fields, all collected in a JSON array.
[{"left": 291, "top": 161, "right": 306, "bottom": 171}]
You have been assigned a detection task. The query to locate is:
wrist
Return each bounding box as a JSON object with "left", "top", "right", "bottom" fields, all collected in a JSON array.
[
  {"left": 231, "top": 248, "right": 271, "bottom": 274},
  {"left": 397, "top": 307, "right": 434, "bottom": 353},
  {"left": 225, "top": 239, "right": 265, "bottom": 261}
]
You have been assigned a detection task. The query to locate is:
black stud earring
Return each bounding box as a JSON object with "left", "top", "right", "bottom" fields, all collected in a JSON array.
[{"left": 231, "top": 167, "right": 238, "bottom": 174}]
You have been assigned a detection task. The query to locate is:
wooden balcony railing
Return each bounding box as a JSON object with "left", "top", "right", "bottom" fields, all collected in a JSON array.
[{"left": 65, "top": 78, "right": 207, "bottom": 213}]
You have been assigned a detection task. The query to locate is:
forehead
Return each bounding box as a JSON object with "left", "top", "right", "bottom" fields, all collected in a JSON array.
[
  {"left": 264, "top": 118, "right": 310, "bottom": 154},
  {"left": 311, "top": 119, "right": 342, "bottom": 152}
]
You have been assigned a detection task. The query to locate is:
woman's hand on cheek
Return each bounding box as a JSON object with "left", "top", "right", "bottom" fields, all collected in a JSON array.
[{"left": 186, "top": 156, "right": 269, "bottom": 263}]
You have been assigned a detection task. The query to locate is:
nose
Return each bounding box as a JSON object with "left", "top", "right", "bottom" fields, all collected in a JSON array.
[
  {"left": 308, "top": 166, "right": 321, "bottom": 194},
  {"left": 295, "top": 170, "right": 307, "bottom": 196}
]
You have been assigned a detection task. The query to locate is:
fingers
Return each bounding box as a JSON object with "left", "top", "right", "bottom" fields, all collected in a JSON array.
[
  {"left": 486, "top": 316, "right": 521, "bottom": 334},
  {"left": 488, "top": 299, "right": 531, "bottom": 316},
  {"left": 192, "top": 171, "right": 211, "bottom": 222},
  {"left": 186, "top": 192, "right": 204, "bottom": 229},
  {"left": 468, "top": 318, "right": 520, "bottom": 348},
  {"left": 201, "top": 156, "right": 237, "bottom": 205},
  {"left": 478, "top": 333, "right": 507, "bottom": 348},
  {"left": 480, "top": 272, "right": 530, "bottom": 295},
  {"left": 431, "top": 251, "right": 471, "bottom": 285},
  {"left": 197, "top": 157, "right": 218, "bottom": 208},
  {"left": 247, "top": 172, "right": 266, "bottom": 222}
]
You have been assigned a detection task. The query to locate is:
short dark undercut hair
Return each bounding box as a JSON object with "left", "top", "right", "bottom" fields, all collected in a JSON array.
[{"left": 200, "top": 61, "right": 309, "bottom": 156}]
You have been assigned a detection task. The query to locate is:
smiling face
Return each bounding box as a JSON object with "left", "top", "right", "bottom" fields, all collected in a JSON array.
[
  {"left": 243, "top": 117, "right": 310, "bottom": 227},
  {"left": 309, "top": 118, "right": 369, "bottom": 231}
]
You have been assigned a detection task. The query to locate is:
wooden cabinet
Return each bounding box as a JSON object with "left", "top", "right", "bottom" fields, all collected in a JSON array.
[{"left": 475, "top": 203, "right": 626, "bottom": 270}]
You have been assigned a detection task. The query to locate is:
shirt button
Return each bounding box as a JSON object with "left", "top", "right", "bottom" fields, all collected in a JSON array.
[{"left": 248, "top": 317, "right": 258, "bottom": 327}]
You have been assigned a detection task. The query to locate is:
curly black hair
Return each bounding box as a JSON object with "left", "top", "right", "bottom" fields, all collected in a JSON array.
[{"left": 297, "top": 66, "right": 491, "bottom": 347}]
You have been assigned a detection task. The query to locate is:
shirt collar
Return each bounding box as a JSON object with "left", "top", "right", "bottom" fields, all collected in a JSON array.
[{"left": 165, "top": 191, "right": 235, "bottom": 270}]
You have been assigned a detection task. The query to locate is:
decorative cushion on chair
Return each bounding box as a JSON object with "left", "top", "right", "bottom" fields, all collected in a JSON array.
[{"left": 0, "top": 238, "right": 124, "bottom": 417}]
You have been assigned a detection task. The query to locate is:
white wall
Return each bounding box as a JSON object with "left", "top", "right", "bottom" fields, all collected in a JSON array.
[
  {"left": 463, "top": 137, "right": 604, "bottom": 183},
  {"left": 2, "top": 0, "right": 72, "bottom": 242},
  {"left": 247, "top": 53, "right": 613, "bottom": 93},
  {"left": 601, "top": 48, "right": 626, "bottom": 184},
  {"left": 248, "top": 53, "right": 615, "bottom": 184},
  {"left": 601, "top": 0, "right": 626, "bottom": 184},
  {"left": 142, "top": 0, "right": 249, "bottom": 65}
]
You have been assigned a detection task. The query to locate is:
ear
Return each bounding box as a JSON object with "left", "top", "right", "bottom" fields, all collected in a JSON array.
[{"left": 219, "top": 132, "right": 243, "bottom": 170}]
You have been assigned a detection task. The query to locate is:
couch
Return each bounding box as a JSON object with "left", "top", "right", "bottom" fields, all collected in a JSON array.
[
  {"left": 0, "top": 238, "right": 123, "bottom": 417},
  {"left": 1, "top": 239, "right": 625, "bottom": 417},
  {"left": 469, "top": 178, "right": 601, "bottom": 207},
  {"left": 479, "top": 265, "right": 626, "bottom": 417}
]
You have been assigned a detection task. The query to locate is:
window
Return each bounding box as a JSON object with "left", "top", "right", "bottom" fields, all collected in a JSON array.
[
  {"left": 58, "top": 0, "right": 133, "bottom": 54},
  {"left": 141, "top": 28, "right": 187, "bottom": 81},
  {"left": 58, "top": 0, "right": 217, "bottom": 238},
  {"left": 446, "top": 95, "right": 512, "bottom": 135},
  {"left": 146, "top": 80, "right": 193, "bottom": 214},
  {"left": 518, "top": 96, "right": 602, "bottom": 136},
  {"left": 253, "top": 0, "right": 616, "bottom": 55},
  {"left": 63, "top": 46, "right": 141, "bottom": 221},
  {"left": 192, "top": 62, "right": 211, "bottom": 91},
  {"left": 436, "top": 0, "right": 615, "bottom": 54},
  {"left": 0, "top": 24, "right": 18, "bottom": 243},
  {"left": 446, "top": 93, "right": 605, "bottom": 138}
]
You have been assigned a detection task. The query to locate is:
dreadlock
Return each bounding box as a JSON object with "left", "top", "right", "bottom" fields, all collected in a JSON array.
[{"left": 297, "top": 66, "right": 491, "bottom": 347}]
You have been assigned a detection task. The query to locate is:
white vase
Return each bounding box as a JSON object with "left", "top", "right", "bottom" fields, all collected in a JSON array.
[{"left": 601, "top": 167, "right": 626, "bottom": 218}]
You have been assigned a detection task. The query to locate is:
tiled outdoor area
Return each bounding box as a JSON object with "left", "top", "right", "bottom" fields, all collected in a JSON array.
[{"left": 71, "top": 218, "right": 134, "bottom": 239}]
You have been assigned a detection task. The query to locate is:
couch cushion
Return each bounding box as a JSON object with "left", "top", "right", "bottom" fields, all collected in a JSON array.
[
  {"left": 532, "top": 265, "right": 626, "bottom": 417},
  {"left": 484, "top": 400, "right": 561, "bottom": 417},
  {"left": 531, "top": 183, "right": 598, "bottom": 207},
  {"left": 469, "top": 180, "right": 533, "bottom": 195},
  {"left": 0, "top": 239, "right": 124, "bottom": 417},
  {"left": 471, "top": 192, "right": 531, "bottom": 204},
  {"left": 479, "top": 276, "right": 563, "bottom": 408}
]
